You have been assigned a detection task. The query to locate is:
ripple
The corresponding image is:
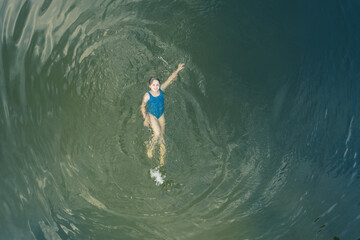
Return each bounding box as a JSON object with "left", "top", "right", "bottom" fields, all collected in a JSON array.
[{"left": 1, "top": 0, "right": 360, "bottom": 239}]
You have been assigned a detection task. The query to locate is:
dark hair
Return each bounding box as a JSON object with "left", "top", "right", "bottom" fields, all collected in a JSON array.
[{"left": 148, "top": 77, "right": 160, "bottom": 85}]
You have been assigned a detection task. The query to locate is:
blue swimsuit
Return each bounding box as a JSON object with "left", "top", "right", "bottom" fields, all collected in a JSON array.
[{"left": 147, "top": 89, "right": 164, "bottom": 119}]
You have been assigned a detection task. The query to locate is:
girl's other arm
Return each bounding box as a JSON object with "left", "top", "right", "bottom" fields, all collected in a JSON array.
[
  {"left": 140, "top": 93, "right": 150, "bottom": 127},
  {"left": 161, "top": 63, "right": 185, "bottom": 91}
]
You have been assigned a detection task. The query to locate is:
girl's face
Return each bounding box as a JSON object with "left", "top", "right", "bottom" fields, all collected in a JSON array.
[{"left": 149, "top": 80, "right": 160, "bottom": 92}]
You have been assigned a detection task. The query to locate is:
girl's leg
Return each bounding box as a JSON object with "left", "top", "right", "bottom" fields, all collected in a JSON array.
[
  {"left": 158, "top": 115, "right": 166, "bottom": 166},
  {"left": 158, "top": 115, "right": 165, "bottom": 137},
  {"left": 147, "top": 114, "right": 161, "bottom": 158}
]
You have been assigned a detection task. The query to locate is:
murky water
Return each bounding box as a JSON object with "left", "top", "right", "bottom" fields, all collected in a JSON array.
[{"left": 1, "top": 0, "right": 359, "bottom": 239}]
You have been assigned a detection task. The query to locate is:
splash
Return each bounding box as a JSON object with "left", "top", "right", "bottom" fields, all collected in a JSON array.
[{"left": 150, "top": 167, "right": 165, "bottom": 186}]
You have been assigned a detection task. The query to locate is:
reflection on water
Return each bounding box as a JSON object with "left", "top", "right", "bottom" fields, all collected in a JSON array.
[{"left": 0, "top": 0, "right": 360, "bottom": 239}]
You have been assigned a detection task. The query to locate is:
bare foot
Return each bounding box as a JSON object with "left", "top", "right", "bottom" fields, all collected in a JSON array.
[
  {"left": 159, "top": 143, "right": 166, "bottom": 166},
  {"left": 147, "top": 147, "right": 153, "bottom": 158},
  {"left": 159, "top": 157, "right": 164, "bottom": 167},
  {"left": 160, "top": 156, "right": 164, "bottom": 167}
]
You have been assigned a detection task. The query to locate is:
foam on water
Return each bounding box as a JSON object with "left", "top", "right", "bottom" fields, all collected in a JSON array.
[{"left": 150, "top": 167, "right": 165, "bottom": 186}]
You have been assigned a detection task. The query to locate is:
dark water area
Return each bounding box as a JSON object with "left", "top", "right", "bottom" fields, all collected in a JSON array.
[{"left": 1, "top": 0, "right": 360, "bottom": 239}]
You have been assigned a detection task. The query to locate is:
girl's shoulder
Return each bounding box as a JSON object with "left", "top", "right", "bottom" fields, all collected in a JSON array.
[{"left": 143, "top": 91, "right": 150, "bottom": 101}]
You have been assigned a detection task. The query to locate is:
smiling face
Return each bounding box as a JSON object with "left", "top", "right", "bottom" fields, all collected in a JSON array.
[{"left": 149, "top": 78, "right": 160, "bottom": 92}]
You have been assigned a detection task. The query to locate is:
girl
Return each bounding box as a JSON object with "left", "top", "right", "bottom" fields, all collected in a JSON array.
[{"left": 140, "top": 63, "right": 185, "bottom": 166}]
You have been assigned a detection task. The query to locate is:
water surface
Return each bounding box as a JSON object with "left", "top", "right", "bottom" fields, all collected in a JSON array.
[{"left": 1, "top": 0, "right": 359, "bottom": 239}]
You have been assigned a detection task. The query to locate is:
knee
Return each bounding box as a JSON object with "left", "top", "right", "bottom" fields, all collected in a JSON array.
[{"left": 153, "top": 131, "right": 161, "bottom": 140}]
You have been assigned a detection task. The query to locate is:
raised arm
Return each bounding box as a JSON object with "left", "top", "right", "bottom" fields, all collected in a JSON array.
[{"left": 160, "top": 63, "right": 185, "bottom": 91}]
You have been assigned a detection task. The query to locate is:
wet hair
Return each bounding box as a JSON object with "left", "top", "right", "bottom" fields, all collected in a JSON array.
[{"left": 148, "top": 77, "right": 160, "bottom": 86}]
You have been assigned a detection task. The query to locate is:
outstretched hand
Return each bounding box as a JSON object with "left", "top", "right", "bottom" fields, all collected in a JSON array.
[
  {"left": 160, "top": 63, "right": 185, "bottom": 91},
  {"left": 177, "top": 63, "right": 185, "bottom": 72}
]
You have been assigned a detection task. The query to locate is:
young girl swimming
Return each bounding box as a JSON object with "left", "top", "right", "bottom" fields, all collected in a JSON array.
[{"left": 140, "top": 63, "right": 185, "bottom": 166}]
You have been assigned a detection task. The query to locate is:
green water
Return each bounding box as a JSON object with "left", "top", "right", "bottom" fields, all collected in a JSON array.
[{"left": 1, "top": 0, "right": 360, "bottom": 239}]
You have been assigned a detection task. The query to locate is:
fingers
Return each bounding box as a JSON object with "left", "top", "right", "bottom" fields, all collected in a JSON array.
[{"left": 178, "top": 63, "right": 185, "bottom": 70}]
